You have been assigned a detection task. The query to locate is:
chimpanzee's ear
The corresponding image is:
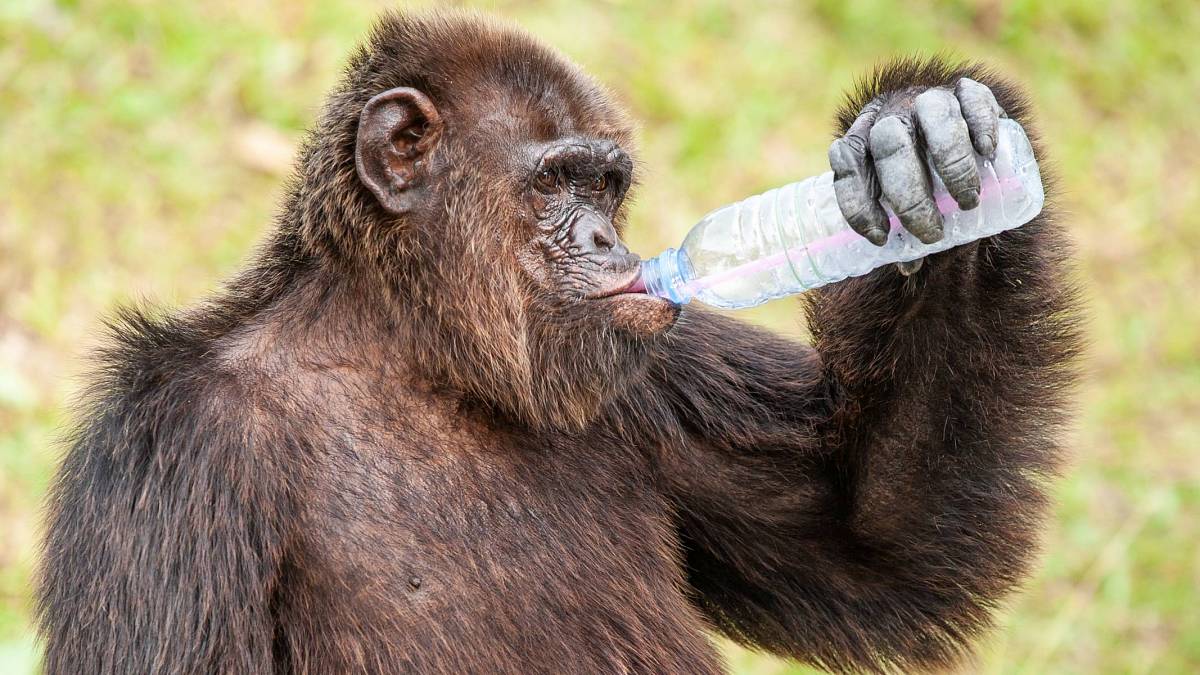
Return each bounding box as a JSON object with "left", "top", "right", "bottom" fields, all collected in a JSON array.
[{"left": 355, "top": 87, "right": 443, "bottom": 214}]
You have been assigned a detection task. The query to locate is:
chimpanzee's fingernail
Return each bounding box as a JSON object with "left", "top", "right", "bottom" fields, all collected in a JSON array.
[
  {"left": 867, "top": 227, "right": 888, "bottom": 246},
  {"left": 959, "top": 188, "right": 980, "bottom": 210},
  {"left": 914, "top": 223, "right": 944, "bottom": 245}
]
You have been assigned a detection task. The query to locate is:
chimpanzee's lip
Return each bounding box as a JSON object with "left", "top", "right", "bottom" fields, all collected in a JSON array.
[{"left": 586, "top": 268, "right": 647, "bottom": 300}]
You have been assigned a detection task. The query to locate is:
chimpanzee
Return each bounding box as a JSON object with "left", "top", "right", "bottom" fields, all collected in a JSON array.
[{"left": 37, "top": 10, "right": 1079, "bottom": 674}]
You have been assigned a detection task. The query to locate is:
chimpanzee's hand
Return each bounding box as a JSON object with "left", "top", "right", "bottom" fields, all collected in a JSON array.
[{"left": 828, "top": 78, "right": 1005, "bottom": 275}]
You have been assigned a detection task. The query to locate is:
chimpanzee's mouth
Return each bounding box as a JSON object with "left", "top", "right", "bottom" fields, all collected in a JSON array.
[{"left": 586, "top": 269, "right": 649, "bottom": 300}]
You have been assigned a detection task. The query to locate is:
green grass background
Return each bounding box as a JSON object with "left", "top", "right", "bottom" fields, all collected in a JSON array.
[{"left": 2, "top": 0, "right": 1198, "bottom": 672}]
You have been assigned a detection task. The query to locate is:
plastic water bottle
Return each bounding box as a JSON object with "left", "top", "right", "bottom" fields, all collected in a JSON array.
[{"left": 637, "top": 118, "right": 1043, "bottom": 309}]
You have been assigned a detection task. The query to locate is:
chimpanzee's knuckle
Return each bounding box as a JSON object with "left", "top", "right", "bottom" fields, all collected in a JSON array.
[
  {"left": 842, "top": 130, "right": 869, "bottom": 156},
  {"left": 914, "top": 88, "right": 954, "bottom": 122},
  {"left": 956, "top": 77, "right": 987, "bottom": 97},
  {"left": 949, "top": 152, "right": 979, "bottom": 179},
  {"left": 868, "top": 116, "right": 912, "bottom": 158},
  {"left": 828, "top": 139, "right": 858, "bottom": 175},
  {"left": 959, "top": 79, "right": 1002, "bottom": 116},
  {"left": 895, "top": 197, "right": 933, "bottom": 221}
]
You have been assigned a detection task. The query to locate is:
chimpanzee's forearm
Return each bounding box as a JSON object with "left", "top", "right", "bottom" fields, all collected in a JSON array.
[
  {"left": 631, "top": 59, "right": 1081, "bottom": 673},
  {"left": 808, "top": 60, "right": 1080, "bottom": 555}
]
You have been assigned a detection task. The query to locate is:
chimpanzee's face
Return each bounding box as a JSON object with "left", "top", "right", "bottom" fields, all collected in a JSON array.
[{"left": 511, "top": 135, "right": 676, "bottom": 334}]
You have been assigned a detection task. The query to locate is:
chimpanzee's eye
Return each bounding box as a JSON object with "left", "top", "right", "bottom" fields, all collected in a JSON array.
[
  {"left": 535, "top": 167, "right": 558, "bottom": 193},
  {"left": 591, "top": 174, "right": 608, "bottom": 192}
]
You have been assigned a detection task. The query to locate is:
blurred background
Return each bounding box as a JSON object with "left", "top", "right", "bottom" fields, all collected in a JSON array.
[{"left": 1, "top": 0, "right": 1197, "bottom": 672}]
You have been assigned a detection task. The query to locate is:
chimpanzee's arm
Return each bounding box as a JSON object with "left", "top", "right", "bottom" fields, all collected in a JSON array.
[
  {"left": 36, "top": 314, "right": 289, "bottom": 674},
  {"left": 620, "top": 59, "right": 1080, "bottom": 673}
]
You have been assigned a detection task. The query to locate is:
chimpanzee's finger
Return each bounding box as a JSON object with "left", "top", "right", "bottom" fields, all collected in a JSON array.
[
  {"left": 914, "top": 88, "right": 980, "bottom": 211},
  {"left": 869, "top": 114, "right": 943, "bottom": 244},
  {"left": 829, "top": 105, "right": 890, "bottom": 246},
  {"left": 955, "top": 78, "right": 1005, "bottom": 157}
]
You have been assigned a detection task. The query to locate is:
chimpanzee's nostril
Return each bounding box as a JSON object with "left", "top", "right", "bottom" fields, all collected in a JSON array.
[
  {"left": 593, "top": 229, "right": 614, "bottom": 251},
  {"left": 574, "top": 210, "right": 625, "bottom": 257}
]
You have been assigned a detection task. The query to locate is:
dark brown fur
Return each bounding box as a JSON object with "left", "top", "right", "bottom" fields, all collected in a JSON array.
[{"left": 36, "top": 10, "right": 1080, "bottom": 674}]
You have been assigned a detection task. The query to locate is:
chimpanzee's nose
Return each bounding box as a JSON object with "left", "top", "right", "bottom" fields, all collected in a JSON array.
[{"left": 574, "top": 210, "right": 629, "bottom": 258}]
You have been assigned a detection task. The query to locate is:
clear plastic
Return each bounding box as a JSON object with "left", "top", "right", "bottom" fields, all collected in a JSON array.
[{"left": 639, "top": 118, "right": 1043, "bottom": 309}]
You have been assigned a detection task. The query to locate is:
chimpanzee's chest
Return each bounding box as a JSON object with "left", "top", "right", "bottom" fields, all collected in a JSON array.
[{"left": 274, "top": 412, "right": 721, "bottom": 673}]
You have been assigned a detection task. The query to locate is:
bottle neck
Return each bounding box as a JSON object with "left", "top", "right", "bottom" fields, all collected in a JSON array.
[{"left": 639, "top": 247, "right": 693, "bottom": 305}]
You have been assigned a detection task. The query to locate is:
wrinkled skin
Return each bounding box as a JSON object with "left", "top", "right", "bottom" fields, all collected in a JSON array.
[
  {"left": 829, "top": 77, "right": 1006, "bottom": 275},
  {"left": 519, "top": 137, "right": 677, "bottom": 333},
  {"left": 523, "top": 138, "right": 636, "bottom": 296}
]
